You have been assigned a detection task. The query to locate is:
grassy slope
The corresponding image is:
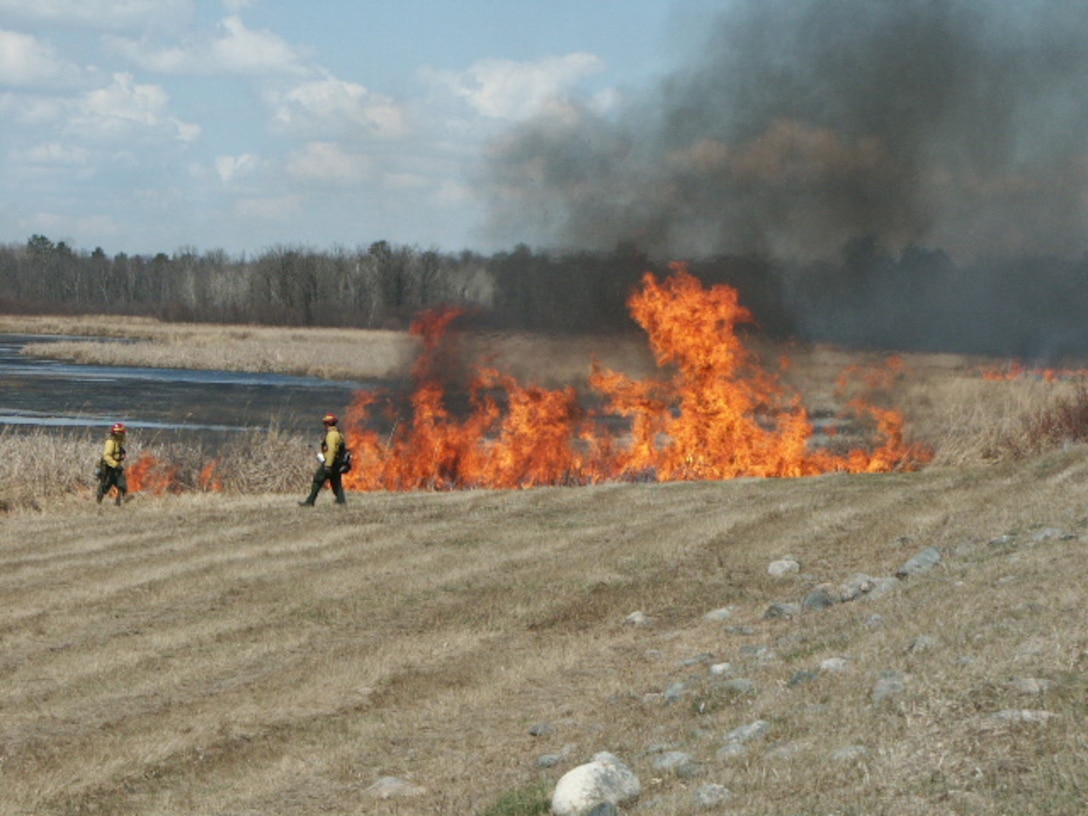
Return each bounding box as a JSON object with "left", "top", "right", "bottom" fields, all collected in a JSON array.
[{"left": 3, "top": 448, "right": 1088, "bottom": 815}]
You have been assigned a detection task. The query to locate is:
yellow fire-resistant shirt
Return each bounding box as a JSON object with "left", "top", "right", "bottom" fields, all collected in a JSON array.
[
  {"left": 102, "top": 434, "right": 126, "bottom": 468},
  {"left": 322, "top": 427, "right": 344, "bottom": 468}
]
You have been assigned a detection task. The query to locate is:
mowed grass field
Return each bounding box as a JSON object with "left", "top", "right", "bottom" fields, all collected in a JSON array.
[{"left": 2, "top": 316, "right": 1088, "bottom": 814}]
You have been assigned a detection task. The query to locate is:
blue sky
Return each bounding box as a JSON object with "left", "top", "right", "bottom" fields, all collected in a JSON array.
[{"left": 0, "top": 0, "right": 699, "bottom": 257}]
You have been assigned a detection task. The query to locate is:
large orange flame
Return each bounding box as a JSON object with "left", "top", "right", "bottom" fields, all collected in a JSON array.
[
  {"left": 125, "top": 452, "right": 180, "bottom": 495},
  {"left": 340, "top": 263, "right": 932, "bottom": 491}
]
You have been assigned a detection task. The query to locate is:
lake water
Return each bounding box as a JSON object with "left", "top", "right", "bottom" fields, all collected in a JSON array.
[{"left": 0, "top": 334, "right": 369, "bottom": 435}]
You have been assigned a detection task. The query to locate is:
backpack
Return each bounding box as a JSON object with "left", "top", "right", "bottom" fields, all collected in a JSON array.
[{"left": 337, "top": 448, "right": 353, "bottom": 474}]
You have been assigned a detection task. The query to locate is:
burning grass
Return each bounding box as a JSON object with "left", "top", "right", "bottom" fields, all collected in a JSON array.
[{"left": 6, "top": 264, "right": 1088, "bottom": 510}]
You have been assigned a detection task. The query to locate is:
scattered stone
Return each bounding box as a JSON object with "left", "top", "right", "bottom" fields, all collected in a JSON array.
[
  {"left": 717, "top": 677, "right": 756, "bottom": 696},
  {"left": 708, "top": 662, "right": 733, "bottom": 676},
  {"left": 538, "top": 754, "right": 563, "bottom": 768},
  {"left": 831, "top": 745, "right": 869, "bottom": 762},
  {"left": 739, "top": 644, "right": 776, "bottom": 661},
  {"left": 865, "top": 614, "right": 885, "bottom": 628},
  {"left": 1009, "top": 677, "right": 1053, "bottom": 695},
  {"left": 716, "top": 741, "right": 748, "bottom": 761},
  {"left": 906, "top": 635, "right": 940, "bottom": 653},
  {"left": 625, "top": 611, "right": 652, "bottom": 627},
  {"left": 1031, "top": 527, "right": 1071, "bottom": 543},
  {"left": 872, "top": 671, "right": 907, "bottom": 703},
  {"left": 704, "top": 606, "right": 738, "bottom": 622},
  {"left": 551, "top": 752, "right": 641, "bottom": 816},
  {"left": 764, "top": 602, "right": 801, "bottom": 619},
  {"left": 585, "top": 803, "right": 618, "bottom": 816},
  {"left": 651, "top": 751, "right": 700, "bottom": 779},
  {"left": 802, "top": 584, "right": 839, "bottom": 610},
  {"left": 680, "top": 652, "right": 715, "bottom": 667},
  {"left": 725, "top": 625, "right": 755, "bottom": 635},
  {"left": 820, "top": 657, "right": 851, "bottom": 673},
  {"left": 693, "top": 784, "right": 734, "bottom": 808},
  {"left": 724, "top": 719, "right": 769, "bottom": 744},
  {"left": 768, "top": 558, "right": 801, "bottom": 577},
  {"left": 788, "top": 669, "right": 817, "bottom": 687},
  {"left": 839, "top": 573, "right": 877, "bottom": 601},
  {"left": 896, "top": 546, "right": 942, "bottom": 578},
  {"left": 364, "top": 777, "right": 426, "bottom": 799},
  {"left": 990, "top": 709, "right": 1058, "bottom": 724},
  {"left": 663, "top": 681, "right": 687, "bottom": 704},
  {"left": 529, "top": 722, "right": 554, "bottom": 737}
]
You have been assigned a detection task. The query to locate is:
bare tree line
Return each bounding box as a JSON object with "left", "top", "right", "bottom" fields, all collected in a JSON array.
[{"left": 5, "top": 233, "right": 1088, "bottom": 359}]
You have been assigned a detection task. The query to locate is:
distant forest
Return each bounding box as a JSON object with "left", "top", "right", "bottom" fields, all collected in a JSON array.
[{"left": 4, "top": 234, "right": 1088, "bottom": 360}]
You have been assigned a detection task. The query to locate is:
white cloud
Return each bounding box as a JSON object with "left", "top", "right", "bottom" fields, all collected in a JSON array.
[
  {"left": 211, "top": 15, "right": 306, "bottom": 75},
  {"left": 15, "top": 142, "right": 91, "bottom": 166},
  {"left": 426, "top": 52, "right": 606, "bottom": 120},
  {"left": 71, "top": 72, "right": 201, "bottom": 143},
  {"left": 106, "top": 15, "right": 307, "bottom": 76},
  {"left": 0, "top": 0, "right": 191, "bottom": 31},
  {"left": 214, "top": 152, "right": 260, "bottom": 183},
  {"left": 273, "top": 75, "right": 408, "bottom": 138},
  {"left": 0, "top": 29, "right": 83, "bottom": 88},
  {"left": 286, "top": 141, "right": 374, "bottom": 184}
]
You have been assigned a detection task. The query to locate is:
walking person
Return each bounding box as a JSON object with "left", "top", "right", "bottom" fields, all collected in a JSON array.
[
  {"left": 299, "top": 412, "right": 347, "bottom": 506},
  {"left": 96, "top": 422, "right": 128, "bottom": 505}
]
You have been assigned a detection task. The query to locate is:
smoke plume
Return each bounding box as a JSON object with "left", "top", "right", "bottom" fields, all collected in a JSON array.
[{"left": 481, "top": 0, "right": 1088, "bottom": 263}]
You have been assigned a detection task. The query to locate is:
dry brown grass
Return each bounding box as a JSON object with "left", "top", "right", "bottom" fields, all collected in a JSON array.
[
  {"left": 4, "top": 317, "right": 1088, "bottom": 814},
  {"left": 3, "top": 450, "right": 1088, "bottom": 815}
]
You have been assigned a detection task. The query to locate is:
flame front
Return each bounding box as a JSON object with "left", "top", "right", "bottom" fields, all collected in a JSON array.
[{"left": 341, "top": 263, "right": 932, "bottom": 491}]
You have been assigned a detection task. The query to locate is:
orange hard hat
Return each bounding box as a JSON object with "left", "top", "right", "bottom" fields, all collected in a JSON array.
[
  {"left": 111, "top": 422, "right": 126, "bottom": 434},
  {"left": 322, "top": 413, "right": 338, "bottom": 425}
]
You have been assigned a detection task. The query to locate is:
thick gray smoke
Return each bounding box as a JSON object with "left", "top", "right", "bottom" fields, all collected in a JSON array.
[{"left": 481, "top": 0, "right": 1088, "bottom": 263}]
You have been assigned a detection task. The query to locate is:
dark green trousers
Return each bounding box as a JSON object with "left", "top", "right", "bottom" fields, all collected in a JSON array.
[{"left": 97, "top": 466, "right": 127, "bottom": 504}]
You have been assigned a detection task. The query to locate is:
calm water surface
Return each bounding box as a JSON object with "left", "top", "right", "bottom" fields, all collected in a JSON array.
[{"left": 0, "top": 334, "right": 371, "bottom": 435}]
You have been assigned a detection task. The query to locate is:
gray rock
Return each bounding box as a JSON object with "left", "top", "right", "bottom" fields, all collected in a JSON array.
[
  {"left": 764, "top": 602, "right": 801, "bottom": 619},
  {"left": 693, "top": 784, "right": 734, "bottom": 808},
  {"left": 551, "top": 752, "right": 641, "bottom": 816},
  {"left": 990, "top": 709, "right": 1058, "bottom": 724},
  {"left": 529, "top": 722, "right": 555, "bottom": 737},
  {"left": 724, "top": 719, "right": 769, "bottom": 744},
  {"left": 820, "top": 657, "right": 851, "bottom": 673},
  {"left": 1009, "top": 677, "right": 1053, "bottom": 695},
  {"left": 651, "top": 751, "right": 700, "bottom": 779},
  {"left": 788, "top": 669, "right": 817, "bottom": 687},
  {"left": 872, "top": 671, "right": 907, "bottom": 703},
  {"left": 1031, "top": 527, "right": 1071, "bottom": 542},
  {"left": 831, "top": 745, "right": 869, "bottom": 762},
  {"left": 768, "top": 558, "right": 801, "bottom": 577},
  {"left": 802, "top": 584, "right": 839, "bottom": 610},
  {"left": 896, "top": 546, "right": 942, "bottom": 578},
  {"left": 364, "top": 777, "right": 426, "bottom": 799},
  {"left": 625, "top": 611, "right": 652, "bottom": 627},
  {"left": 906, "top": 635, "right": 940, "bottom": 653},
  {"left": 704, "top": 606, "right": 738, "bottom": 622},
  {"left": 716, "top": 677, "right": 756, "bottom": 696},
  {"left": 839, "top": 573, "right": 877, "bottom": 601}
]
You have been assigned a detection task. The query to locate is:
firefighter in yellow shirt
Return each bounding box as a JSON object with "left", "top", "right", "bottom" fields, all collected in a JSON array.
[
  {"left": 299, "top": 413, "right": 347, "bottom": 506},
  {"left": 96, "top": 422, "right": 128, "bottom": 505}
]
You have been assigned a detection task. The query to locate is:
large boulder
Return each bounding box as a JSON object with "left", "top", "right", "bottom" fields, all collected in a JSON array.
[{"left": 551, "top": 752, "right": 641, "bottom": 816}]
